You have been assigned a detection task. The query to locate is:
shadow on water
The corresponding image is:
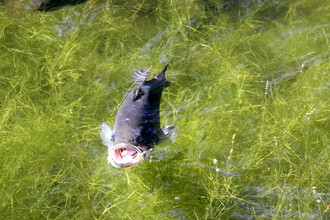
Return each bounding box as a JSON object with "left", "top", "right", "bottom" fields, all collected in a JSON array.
[
  {"left": 35, "top": 0, "right": 89, "bottom": 11},
  {"left": 0, "top": 0, "right": 88, "bottom": 11}
]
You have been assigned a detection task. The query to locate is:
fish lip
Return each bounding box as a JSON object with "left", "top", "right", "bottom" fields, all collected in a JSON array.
[{"left": 108, "top": 143, "right": 149, "bottom": 168}]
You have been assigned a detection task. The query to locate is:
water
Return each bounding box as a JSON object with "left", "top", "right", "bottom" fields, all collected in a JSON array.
[{"left": 0, "top": 0, "right": 329, "bottom": 219}]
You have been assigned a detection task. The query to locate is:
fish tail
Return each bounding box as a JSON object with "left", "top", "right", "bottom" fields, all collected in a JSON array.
[
  {"left": 132, "top": 62, "right": 171, "bottom": 89},
  {"left": 155, "top": 61, "right": 169, "bottom": 79},
  {"left": 148, "top": 62, "right": 171, "bottom": 89}
]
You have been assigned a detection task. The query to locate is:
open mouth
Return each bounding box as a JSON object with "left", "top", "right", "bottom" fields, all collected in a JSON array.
[{"left": 108, "top": 143, "right": 148, "bottom": 168}]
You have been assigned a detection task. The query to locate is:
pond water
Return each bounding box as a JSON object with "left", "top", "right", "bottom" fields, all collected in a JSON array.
[{"left": 0, "top": 0, "right": 329, "bottom": 219}]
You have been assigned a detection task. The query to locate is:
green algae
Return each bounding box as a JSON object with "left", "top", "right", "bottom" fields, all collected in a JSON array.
[{"left": 0, "top": 0, "right": 329, "bottom": 219}]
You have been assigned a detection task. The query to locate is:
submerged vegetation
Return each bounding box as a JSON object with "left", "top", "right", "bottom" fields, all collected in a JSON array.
[{"left": 0, "top": 0, "right": 329, "bottom": 219}]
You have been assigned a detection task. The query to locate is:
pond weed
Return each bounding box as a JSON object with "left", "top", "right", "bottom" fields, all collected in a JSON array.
[{"left": 0, "top": 0, "right": 329, "bottom": 219}]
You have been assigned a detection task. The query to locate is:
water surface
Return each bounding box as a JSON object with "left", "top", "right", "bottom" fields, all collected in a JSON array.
[{"left": 0, "top": 0, "right": 329, "bottom": 219}]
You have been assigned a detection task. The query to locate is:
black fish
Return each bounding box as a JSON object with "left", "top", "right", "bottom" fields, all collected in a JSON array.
[{"left": 100, "top": 63, "right": 174, "bottom": 168}]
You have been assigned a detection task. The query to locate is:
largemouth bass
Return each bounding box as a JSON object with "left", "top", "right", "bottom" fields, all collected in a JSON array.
[{"left": 100, "top": 63, "right": 174, "bottom": 168}]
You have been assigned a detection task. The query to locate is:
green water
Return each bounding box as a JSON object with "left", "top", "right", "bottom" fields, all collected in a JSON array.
[{"left": 0, "top": 0, "right": 329, "bottom": 219}]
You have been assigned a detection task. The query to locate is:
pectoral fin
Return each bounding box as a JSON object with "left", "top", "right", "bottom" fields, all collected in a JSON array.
[
  {"left": 157, "top": 124, "right": 178, "bottom": 143},
  {"left": 100, "top": 123, "right": 112, "bottom": 146}
]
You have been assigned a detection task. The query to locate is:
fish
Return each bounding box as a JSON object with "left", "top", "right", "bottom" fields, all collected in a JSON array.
[{"left": 100, "top": 63, "right": 174, "bottom": 168}]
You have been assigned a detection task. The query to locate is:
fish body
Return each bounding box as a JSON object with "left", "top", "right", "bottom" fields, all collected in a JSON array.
[{"left": 100, "top": 63, "right": 173, "bottom": 168}]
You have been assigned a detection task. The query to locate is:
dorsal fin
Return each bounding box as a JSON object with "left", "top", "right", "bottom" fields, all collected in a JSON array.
[{"left": 131, "top": 69, "right": 151, "bottom": 85}]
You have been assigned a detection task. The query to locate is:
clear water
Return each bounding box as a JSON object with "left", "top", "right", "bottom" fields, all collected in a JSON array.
[{"left": 0, "top": 0, "right": 329, "bottom": 219}]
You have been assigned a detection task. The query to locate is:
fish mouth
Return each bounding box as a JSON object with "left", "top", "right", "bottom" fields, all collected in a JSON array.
[{"left": 108, "top": 143, "right": 150, "bottom": 168}]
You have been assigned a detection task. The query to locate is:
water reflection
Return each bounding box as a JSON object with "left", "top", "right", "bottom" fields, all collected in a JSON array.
[
  {"left": 55, "top": 4, "right": 119, "bottom": 37},
  {"left": 232, "top": 184, "right": 328, "bottom": 219},
  {"left": 181, "top": 161, "right": 241, "bottom": 177}
]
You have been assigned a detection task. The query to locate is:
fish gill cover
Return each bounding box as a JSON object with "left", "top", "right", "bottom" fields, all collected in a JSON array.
[{"left": 0, "top": 0, "right": 329, "bottom": 219}]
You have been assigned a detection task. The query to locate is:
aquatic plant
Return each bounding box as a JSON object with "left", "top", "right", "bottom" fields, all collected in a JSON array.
[{"left": 0, "top": 0, "right": 328, "bottom": 219}]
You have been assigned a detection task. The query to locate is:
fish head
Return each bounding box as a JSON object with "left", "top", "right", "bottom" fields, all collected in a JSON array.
[{"left": 107, "top": 143, "right": 151, "bottom": 169}]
